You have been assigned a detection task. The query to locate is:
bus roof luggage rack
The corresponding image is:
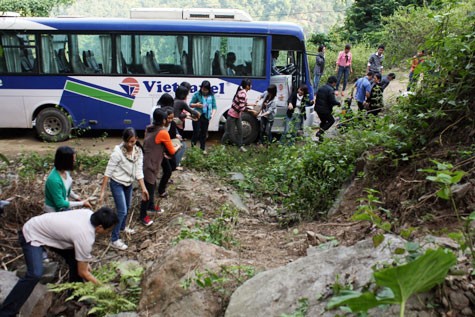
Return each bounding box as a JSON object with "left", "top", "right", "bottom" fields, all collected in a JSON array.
[
  {"left": 130, "top": 8, "right": 252, "bottom": 22},
  {"left": 0, "top": 12, "right": 20, "bottom": 17}
]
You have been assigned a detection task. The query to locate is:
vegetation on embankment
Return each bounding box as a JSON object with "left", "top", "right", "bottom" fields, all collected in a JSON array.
[{"left": 184, "top": 0, "right": 475, "bottom": 225}]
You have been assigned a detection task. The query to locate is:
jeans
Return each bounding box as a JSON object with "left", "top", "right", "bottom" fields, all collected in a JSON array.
[
  {"left": 0, "top": 232, "right": 83, "bottom": 317},
  {"left": 280, "top": 114, "right": 302, "bottom": 144},
  {"left": 221, "top": 116, "right": 242, "bottom": 147},
  {"left": 140, "top": 180, "right": 156, "bottom": 220},
  {"left": 109, "top": 179, "right": 133, "bottom": 242},
  {"left": 407, "top": 71, "right": 419, "bottom": 91},
  {"left": 313, "top": 74, "right": 322, "bottom": 91},
  {"left": 191, "top": 116, "right": 210, "bottom": 150},
  {"left": 0, "top": 231, "right": 43, "bottom": 317},
  {"left": 336, "top": 66, "right": 350, "bottom": 91},
  {"left": 259, "top": 117, "right": 273, "bottom": 144},
  {"left": 174, "top": 141, "right": 186, "bottom": 167}
]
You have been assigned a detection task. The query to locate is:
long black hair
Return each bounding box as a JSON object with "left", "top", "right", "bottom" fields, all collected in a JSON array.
[
  {"left": 157, "top": 93, "right": 174, "bottom": 108},
  {"left": 199, "top": 80, "right": 213, "bottom": 96},
  {"left": 263, "top": 84, "right": 277, "bottom": 104},
  {"left": 152, "top": 108, "right": 167, "bottom": 126},
  {"left": 234, "top": 78, "right": 252, "bottom": 96},
  {"left": 122, "top": 127, "right": 143, "bottom": 151},
  {"left": 175, "top": 85, "right": 189, "bottom": 100}
]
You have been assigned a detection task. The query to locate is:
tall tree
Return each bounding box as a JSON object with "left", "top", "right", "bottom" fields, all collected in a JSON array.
[
  {"left": 0, "top": 0, "right": 74, "bottom": 17},
  {"left": 341, "top": 0, "right": 439, "bottom": 43}
]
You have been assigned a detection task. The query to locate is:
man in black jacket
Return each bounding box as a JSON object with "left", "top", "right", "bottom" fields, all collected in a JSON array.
[{"left": 315, "top": 76, "right": 341, "bottom": 139}]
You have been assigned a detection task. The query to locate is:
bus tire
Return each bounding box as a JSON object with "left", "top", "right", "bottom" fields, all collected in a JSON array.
[
  {"left": 35, "top": 107, "right": 72, "bottom": 142},
  {"left": 241, "top": 112, "right": 259, "bottom": 144}
]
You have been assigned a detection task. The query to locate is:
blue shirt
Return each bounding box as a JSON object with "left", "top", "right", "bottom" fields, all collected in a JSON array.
[{"left": 355, "top": 77, "right": 372, "bottom": 103}]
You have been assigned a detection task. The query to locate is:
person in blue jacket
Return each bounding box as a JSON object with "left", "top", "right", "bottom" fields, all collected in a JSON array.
[{"left": 190, "top": 80, "right": 217, "bottom": 152}]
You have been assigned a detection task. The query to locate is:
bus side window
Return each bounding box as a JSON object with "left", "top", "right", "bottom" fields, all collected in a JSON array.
[
  {"left": 71, "top": 52, "right": 87, "bottom": 73},
  {"left": 142, "top": 51, "right": 153, "bottom": 74},
  {"left": 84, "top": 50, "right": 102, "bottom": 73},
  {"left": 119, "top": 52, "right": 129, "bottom": 74},
  {"left": 1, "top": 34, "right": 22, "bottom": 73},
  {"left": 181, "top": 51, "right": 189, "bottom": 74},
  {"left": 57, "top": 49, "right": 71, "bottom": 73},
  {"left": 20, "top": 48, "right": 35, "bottom": 72},
  {"left": 40, "top": 35, "right": 59, "bottom": 74}
]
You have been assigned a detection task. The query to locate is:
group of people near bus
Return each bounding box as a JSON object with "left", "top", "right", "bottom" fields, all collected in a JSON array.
[{"left": 312, "top": 43, "right": 404, "bottom": 139}]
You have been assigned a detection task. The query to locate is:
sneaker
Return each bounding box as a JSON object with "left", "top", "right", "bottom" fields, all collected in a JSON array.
[
  {"left": 239, "top": 146, "right": 247, "bottom": 152},
  {"left": 159, "top": 192, "right": 169, "bottom": 198},
  {"left": 124, "top": 227, "right": 136, "bottom": 234},
  {"left": 141, "top": 216, "right": 154, "bottom": 226},
  {"left": 203, "top": 150, "right": 208, "bottom": 155},
  {"left": 176, "top": 166, "right": 184, "bottom": 171},
  {"left": 110, "top": 239, "right": 128, "bottom": 250},
  {"left": 155, "top": 205, "right": 165, "bottom": 213}
]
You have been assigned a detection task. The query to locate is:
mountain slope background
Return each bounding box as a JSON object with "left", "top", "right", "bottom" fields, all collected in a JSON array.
[{"left": 53, "top": 0, "right": 353, "bottom": 35}]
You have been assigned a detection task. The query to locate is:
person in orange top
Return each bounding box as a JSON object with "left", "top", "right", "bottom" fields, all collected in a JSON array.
[
  {"left": 140, "top": 109, "right": 180, "bottom": 226},
  {"left": 407, "top": 50, "right": 425, "bottom": 91}
]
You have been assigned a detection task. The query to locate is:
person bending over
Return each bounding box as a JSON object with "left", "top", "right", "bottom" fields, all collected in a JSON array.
[{"left": 0, "top": 207, "right": 118, "bottom": 317}]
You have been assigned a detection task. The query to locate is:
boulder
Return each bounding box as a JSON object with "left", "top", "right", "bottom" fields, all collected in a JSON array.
[
  {"left": 225, "top": 235, "right": 432, "bottom": 317},
  {"left": 138, "top": 239, "right": 239, "bottom": 317},
  {"left": 0, "top": 270, "right": 53, "bottom": 317}
]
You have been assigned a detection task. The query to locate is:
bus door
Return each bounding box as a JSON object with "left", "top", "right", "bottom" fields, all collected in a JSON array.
[{"left": 0, "top": 32, "right": 37, "bottom": 128}]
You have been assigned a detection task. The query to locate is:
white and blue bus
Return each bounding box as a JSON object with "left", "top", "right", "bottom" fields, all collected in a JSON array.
[{"left": 0, "top": 8, "right": 312, "bottom": 142}]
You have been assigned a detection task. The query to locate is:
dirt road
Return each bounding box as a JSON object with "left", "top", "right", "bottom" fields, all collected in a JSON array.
[{"left": 0, "top": 128, "right": 224, "bottom": 158}]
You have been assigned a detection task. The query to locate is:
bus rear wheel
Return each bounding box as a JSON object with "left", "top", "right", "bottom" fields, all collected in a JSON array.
[
  {"left": 241, "top": 112, "right": 259, "bottom": 144},
  {"left": 35, "top": 108, "right": 72, "bottom": 142}
]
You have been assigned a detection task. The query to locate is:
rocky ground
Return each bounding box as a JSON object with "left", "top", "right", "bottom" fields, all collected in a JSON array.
[{"left": 0, "top": 73, "right": 474, "bottom": 316}]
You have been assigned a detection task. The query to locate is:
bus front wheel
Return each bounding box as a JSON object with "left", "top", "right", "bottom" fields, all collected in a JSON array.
[
  {"left": 35, "top": 108, "right": 72, "bottom": 142},
  {"left": 241, "top": 112, "right": 259, "bottom": 144}
]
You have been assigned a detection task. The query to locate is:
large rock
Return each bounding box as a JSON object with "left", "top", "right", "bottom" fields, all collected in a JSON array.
[
  {"left": 226, "top": 235, "right": 432, "bottom": 317},
  {"left": 0, "top": 270, "right": 53, "bottom": 317},
  {"left": 138, "top": 239, "right": 239, "bottom": 317}
]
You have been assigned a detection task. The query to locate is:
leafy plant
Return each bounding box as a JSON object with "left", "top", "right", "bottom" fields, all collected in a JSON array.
[
  {"left": 281, "top": 297, "right": 309, "bottom": 317},
  {"left": 174, "top": 204, "right": 238, "bottom": 248},
  {"left": 419, "top": 160, "right": 474, "bottom": 265},
  {"left": 17, "top": 152, "right": 53, "bottom": 179},
  {"left": 327, "top": 248, "right": 456, "bottom": 317},
  {"left": 0, "top": 153, "right": 9, "bottom": 165},
  {"left": 352, "top": 189, "right": 392, "bottom": 247},
  {"left": 181, "top": 265, "right": 255, "bottom": 311},
  {"left": 48, "top": 261, "right": 144, "bottom": 316}
]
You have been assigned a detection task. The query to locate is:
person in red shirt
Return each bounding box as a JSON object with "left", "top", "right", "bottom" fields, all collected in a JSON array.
[{"left": 221, "top": 78, "right": 255, "bottom": 152}]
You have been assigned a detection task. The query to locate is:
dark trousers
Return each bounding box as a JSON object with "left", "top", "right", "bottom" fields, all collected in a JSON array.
[
  {"left": 357, "top": 101, "right": 365, "bottom": 111},
  {"left": 0, "top": 232, "right": 82, "bottom": 317},
  {"left": 191, "top": 116, "right": 210, "bottom": 150},
  {"left": 316, "top": 111, "right": 335, "bottom": 132},
  {"left": 158, "top": 158, "right": 172, "bottom": 195},
  {"left": 336, "top": 66, "right": 350, "bottom": 91},
  {"left": 259, "top": 117, "right": 273, "bottom": 144},
  {"left": 140, "top": 180, "right": 156, "bottom": 220},
  {"left": 221, "top": 116, "right": 242, "bottom": 147}
]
